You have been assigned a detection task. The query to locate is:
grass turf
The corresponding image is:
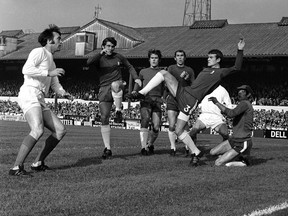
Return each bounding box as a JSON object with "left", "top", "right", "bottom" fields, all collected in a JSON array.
[{"left": 1, "top": 120, "right": 288, "bottom": 216}]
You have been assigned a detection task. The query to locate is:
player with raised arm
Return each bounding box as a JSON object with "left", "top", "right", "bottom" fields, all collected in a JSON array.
[
  {"left": 9, "top": 25, "right": 74, "bottom": 177},
  {"left": 87, "top": 37, "right": 141, "bottom": 159},
  {"left": 166, "top": 50, "right": 195, "bottom": 156},
  {"left": 209, "top": 85, "right": 254, "bottom": 167},
  {"left": 127, "top": 39, "right": 245, "bottom": 166}
]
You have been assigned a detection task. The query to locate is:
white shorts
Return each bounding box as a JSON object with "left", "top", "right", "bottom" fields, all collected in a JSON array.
[
  {"left": 18, "top": 86, "right": 50, "bottom": 115},
  {"left": 198, "top": 113, "right": 225, "bottom": 129}
]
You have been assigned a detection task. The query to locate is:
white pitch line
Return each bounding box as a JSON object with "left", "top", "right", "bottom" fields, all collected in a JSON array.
[{"left": 244, "top": 201, "right": 288, "bottom": 216}]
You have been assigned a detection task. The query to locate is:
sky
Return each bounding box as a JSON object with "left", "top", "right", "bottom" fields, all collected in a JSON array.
[{"left": 1, "top": 0, "right": 287, "bottom": 32}]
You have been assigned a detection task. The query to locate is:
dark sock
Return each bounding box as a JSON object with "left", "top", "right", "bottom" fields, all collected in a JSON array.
[
  {"left": 14, "top": 135, "right": 37, "bottom": 167},
  {"left": 35, "top": 135, "right": 60, "bottom": 162}
]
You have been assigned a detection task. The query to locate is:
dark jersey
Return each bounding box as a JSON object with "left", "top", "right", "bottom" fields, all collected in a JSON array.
[
  {"left": 139, "top": 67, "right": 164, "bottom": 97},
  {"left": 224, "top": 100, "right": 253, "bottom": 141},
  {"left": 87, "top": 52, "right": 138, "bottom": 87},
  {"left": 167, "top": 64, "right": 195, "bottom": 87},
  {"left": 186, "top": 50, "right": 243, "bottom": 102}
]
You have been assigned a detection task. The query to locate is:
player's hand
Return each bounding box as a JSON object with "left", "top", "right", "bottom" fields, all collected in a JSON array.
[
  {"left": 63, "top": 92, "right": 74, "bottom": 101},
  {"left": 135, "top": 79, "right": 142, "bottom": 87},
  {"left": 238, "top": 38, "right": 245, "bottom": 50},
  {"left": 180, "top": 71, "right": 190, "bottom": 80},
  {"left": 208, "top": 97, "right": 219, "bottom": 104},
  {"left": 49, "top": 68, "right": 65, "bottom": 77}
]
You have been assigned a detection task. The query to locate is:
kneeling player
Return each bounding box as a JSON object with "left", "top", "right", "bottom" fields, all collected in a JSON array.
[{"left": 209, "top": 85, "right": 254, "bottom": 167}]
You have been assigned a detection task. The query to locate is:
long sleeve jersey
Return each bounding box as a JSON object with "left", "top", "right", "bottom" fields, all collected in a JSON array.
[
  {"left": 223, "top": 100, "right": 254, "bottom": 141},
  {"left": 187, "top": 50, "right": 243, "bottom": 102},
  {"left": 21, "top": 47, "right": 65, "bottom": 97},
  {"left": 87, "top": 52, "right": 139, "bottom": 87}
]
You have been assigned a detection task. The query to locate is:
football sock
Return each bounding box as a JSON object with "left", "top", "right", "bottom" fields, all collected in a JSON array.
[
  {"left": 112, "top": 90, "right": 123, "bottom": 111},
  {"left": 139, "top": 72, "right": 164, "bottom": 95},
  {"left": 14, "top": 135, "right": 37, "bottom": 167},
  {"left": 225, "top": 161, "right": 247, "bottom": 167},
  {"left": 168, "top": 130, "right": 177, "bottom": 150},
  {"left": 31, "top": 161, "right": 42, "bottom": 167},
  {"left": 178, "top": 131, "right": 200, "bottom": 156},
  {"left": 34, "top": 135, "right": 60, "bottom": 163},
  {"left": 101, "top": 125, "right": 111, "bottom": 149},
  {"left": 140, "top": 128, "right": 149, "bottom": 149}
]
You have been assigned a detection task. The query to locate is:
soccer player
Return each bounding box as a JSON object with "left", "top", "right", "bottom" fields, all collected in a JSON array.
[
  {"left": 189, "top": 85, "right": 231, "bottom": 146},
  {"left": 126, "top": 39, "right": 245, "bottom": 166},
  {"left": 9, "top": 25, "right": 73, "bottom": 176},
  {"left": 209, "top": 85, "right": 254, "bottom": 167},
  {"left": 87, "top": 37, "right": 141, "bottom": 159},
  {"left": 132, "top": 49, "right": 165, "bottom": 155},
  {"left": 166, "top": 50, "right": 195, "bottom": 156}
]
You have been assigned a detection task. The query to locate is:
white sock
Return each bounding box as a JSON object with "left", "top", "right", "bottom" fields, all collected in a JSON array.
[
  {"left": 225, "top": 161, "right": 247, "bottom": 167},
  {"left": 31, "top": 161, "right": 42, "bottom": 167},
  {"left": 12, "top": 166, "right": 20, "bottom": 170},
  {"left": 101, "top": 125, "right": 111, "bottom": 149},
  {"left": 139, "top": 72, "right": 164, "bottom": 95},
  {"left": 168, "top": 130, "right": 177, "bottom": 150},
  {"left": 178, "top": 132, "right": 200, "bottom": 155},
  {"left": 111, "top": 90, "right": 123, "bottom": 111},
  {"left": 140, "top": 128, "right": 149, "bottom": 149}
]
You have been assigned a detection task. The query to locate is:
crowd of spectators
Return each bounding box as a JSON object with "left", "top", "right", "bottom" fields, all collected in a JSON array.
[
  {"left": 1, "top": 99, "right": 287, "bottom": 131},
  {"left": 1, "top": 79, "right": 288, "bottom": 106}
]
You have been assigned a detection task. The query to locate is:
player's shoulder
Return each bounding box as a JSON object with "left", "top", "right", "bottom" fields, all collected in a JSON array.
[
  {"left": 139, "top": 67, "right": 150, "bottom": 73},
  {"left": 28, "top": 47, "right": 46, "bottom": 58},
  {"left": 31, "top": 47, "right": 45, "bottom": 54},
  {"left": 167, "top": 64, "right": 177, "bottom": 70},
  {"left": 114, "top": 52, "right": 125, "bottom": 59}
]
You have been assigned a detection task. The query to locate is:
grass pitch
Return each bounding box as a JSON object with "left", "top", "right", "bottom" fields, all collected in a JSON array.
[{"left": 1, "top": 120, "right": 288, "bottom": 216}]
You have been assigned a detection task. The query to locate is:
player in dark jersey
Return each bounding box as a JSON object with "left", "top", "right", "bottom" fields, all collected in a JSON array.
[
  {"left": 209, "top": 85, "right": 254, "bottom": 167},
  {"left": 132, "top": 49, "right": 165, "bottom": 155},
  {"left": 126, "top": 39, "right": 245, "bottom": 166},
  {"left": 166, "top": 50, "right": 195, "bottom": 156},
  {"left": 87, "top": 37, "right": 141, "bottom": 159}
]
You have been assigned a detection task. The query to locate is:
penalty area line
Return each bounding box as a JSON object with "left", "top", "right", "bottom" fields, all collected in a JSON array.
[{"left": 244, "top": 201, "right": 288, "bottom": 216}]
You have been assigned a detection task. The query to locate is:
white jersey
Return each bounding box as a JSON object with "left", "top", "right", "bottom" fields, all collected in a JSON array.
[
  {"left": 199, "top": 85, "right": 232, "bottom": 117},
  {"left": 21, "top": 47, "right": 65, "bottom": 97}
]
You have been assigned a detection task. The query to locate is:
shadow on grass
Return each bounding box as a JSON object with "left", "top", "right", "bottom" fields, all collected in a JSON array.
[
  {"left": 250, "top": 157, "right": 273, "bottom": 165},
  {"left": 54, "top": 157, "right": 103, "bottom": 170}
]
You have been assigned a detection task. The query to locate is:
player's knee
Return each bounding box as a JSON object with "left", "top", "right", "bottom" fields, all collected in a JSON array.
[
  {"left": 160, "top": 69, "right": 168, "bottom": 76},
  {"left": 56, "top": 126, "right": 67, "bottom": 140},
  {"left": 168, "top": 125, "right": 175, "bottom": 132},
  {"left": 30, "top": 127, "right": 44, "bottom": 140},
  {"left": 141, "top": 119, "right": 150, "bottom": 128},
  {"left": 101, "top": 114, "right": 110, "bottom": 125},
  {"left": 152, "top": 127, "right": 159, "bottom": 134},
  {"left": 111, "top": 81, "right": 123, "bottom": 93},
  {"left": 210, "top": 148, "right": 217, "bottom": 156}
]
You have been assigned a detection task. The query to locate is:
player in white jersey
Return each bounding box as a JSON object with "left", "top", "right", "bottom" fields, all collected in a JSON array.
[
  {"left": 9, "top": 25, "right": 73, "bottom": 177},
  {"left": 189, "top": 85, "right": 231, "bottom": 145}
]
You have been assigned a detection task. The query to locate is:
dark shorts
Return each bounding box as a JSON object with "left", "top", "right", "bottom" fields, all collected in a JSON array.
[
  {"left": 229, "top": 138, "right": 253, "bottom": 155},
  {"left": 175, "top": 85, "right": 198, "bottom": 115},
  {"left": 166, "top": 94, "right": 179, "bottom": 111},
  {"left": 98, "top": 85, "right": 113, "bottom": 102},
  {"left": 140, "top": 96, "right": 163, "bottom": 113}
]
